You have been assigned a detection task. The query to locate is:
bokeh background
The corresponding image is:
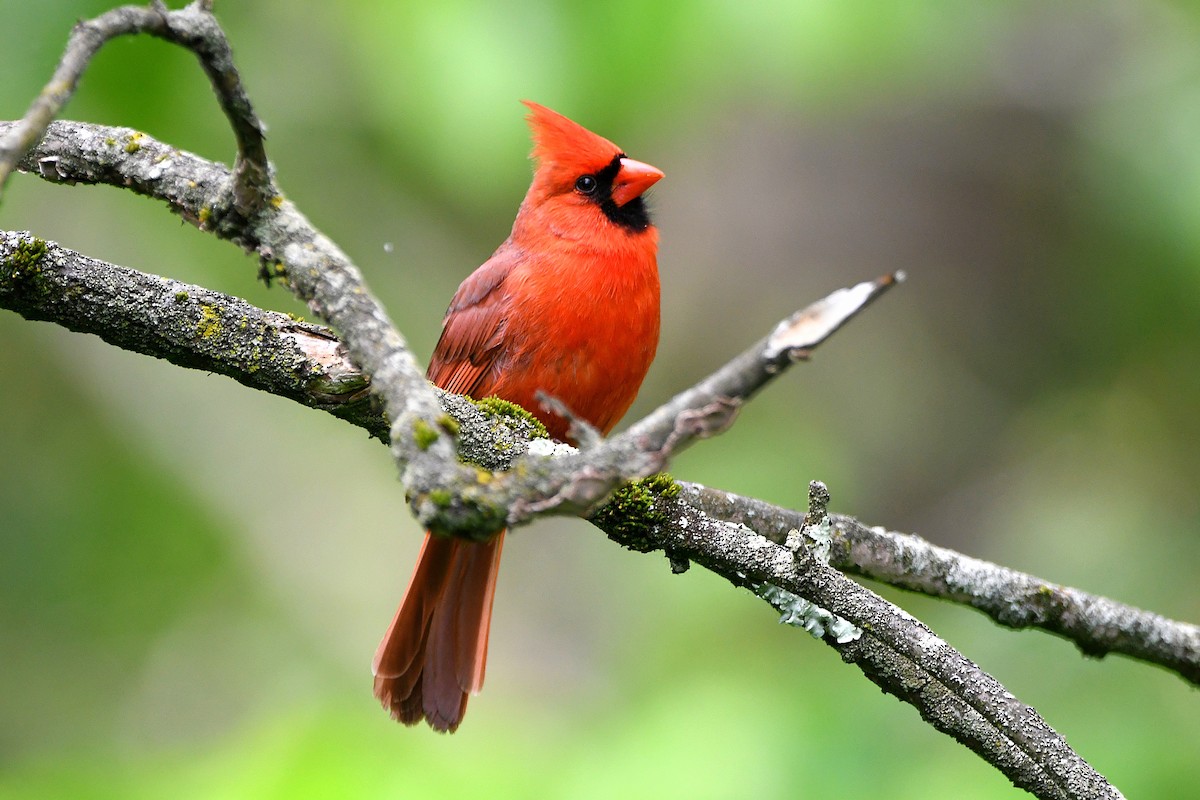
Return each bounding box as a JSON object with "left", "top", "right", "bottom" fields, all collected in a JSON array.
[{"left": 3, "top": 1, "right": 1198, "bottom": 797}]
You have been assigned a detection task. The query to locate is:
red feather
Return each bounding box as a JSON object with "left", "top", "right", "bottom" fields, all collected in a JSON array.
[{"left": 372, "top": 101, "right": 662, "bottom": 731}]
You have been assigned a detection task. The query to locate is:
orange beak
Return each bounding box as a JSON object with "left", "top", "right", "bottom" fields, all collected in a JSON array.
[{"left": 611, "top": 157, "right": 664, "bottom": 207}]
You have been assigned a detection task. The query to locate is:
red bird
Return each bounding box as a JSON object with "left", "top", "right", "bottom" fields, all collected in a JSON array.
[{"left": 372, "top": 101, "right": 663, "bottom": 732}]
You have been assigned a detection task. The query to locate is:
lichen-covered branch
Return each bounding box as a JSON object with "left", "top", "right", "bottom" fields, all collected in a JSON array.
[
  {"left": 0, "top": 231, "right": 548, "bottom": 460},
  {"left": 682, "top": 482, "right": 1200, "bottom": 686},
  {"left": 0, "top": 230, "right": 383, "bottom": 438},
  {"left": 5, "top": 229, "right": 1194, "bottom": 695},
  {"left": 1, "top": 117, "right": 898, "bottom": 541},
  {"left": 594, "top": 480, "right": 1123, "bottom": 800},
  {"left": 0, "top": 0, "right": 472, "bottom": 533},
  {"left": 589, "top": 273, "right": 903, "bottom": 478},
  {"left": 834, "top": 516, "right": 1200, "bottom": 683},
  {"left": 0, "top": 5, "right": 1145, "bottom": 794},
  {"left": 4, "top": 237, "right": 1132, "bottom": 800},
  {"left": 0, "top": 1, "right": 269, "bottom": 212}
]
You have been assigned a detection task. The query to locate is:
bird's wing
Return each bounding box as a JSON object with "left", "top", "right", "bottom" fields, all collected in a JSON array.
[{"left": 427, "top": 244, "right": 521, "bottom": 398}]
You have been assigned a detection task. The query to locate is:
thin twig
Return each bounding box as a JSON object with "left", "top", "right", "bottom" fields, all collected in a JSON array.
[{"left": 0, "top": 1, "right": 270, "bottom": 212}]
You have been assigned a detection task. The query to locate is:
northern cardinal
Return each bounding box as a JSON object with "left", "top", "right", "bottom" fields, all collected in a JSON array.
[{"left": 372, "top": 101, "right": 663, "bottom": 732}]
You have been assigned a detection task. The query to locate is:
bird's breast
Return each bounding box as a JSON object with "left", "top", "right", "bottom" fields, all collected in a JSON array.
[{"left": 490, "top": 246, "right": 659, "bottom": 440}]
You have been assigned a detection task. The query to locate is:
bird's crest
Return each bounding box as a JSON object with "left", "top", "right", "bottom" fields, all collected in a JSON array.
[{"left": 522, "top": 100, "right": 622, "bottom": 173}]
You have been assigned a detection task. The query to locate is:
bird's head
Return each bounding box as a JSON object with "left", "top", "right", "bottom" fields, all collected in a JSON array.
[{"left": 520, "top": 100, "right": 663, "bottom": 234}]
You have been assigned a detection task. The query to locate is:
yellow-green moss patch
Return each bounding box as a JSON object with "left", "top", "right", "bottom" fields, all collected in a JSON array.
[
  {"left": 471, "top": 396, "right": 549, "bottom": 439},
  {"left": 7, "top": 236, "right": 48, "bottom": 272},
  {"left": 413, "top": 418, "right": 439, "bottom": 450},
  {"left": 196, "top": 304, "right": 222, "bottom": 339},
  {"left": 590, "top": 473, "right": 680, "bottom": 552}
]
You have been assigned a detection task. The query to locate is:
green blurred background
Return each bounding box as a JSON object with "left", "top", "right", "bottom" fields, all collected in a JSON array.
[{"left": 2, "top": 1, "right": 1198, "bottom": 797}]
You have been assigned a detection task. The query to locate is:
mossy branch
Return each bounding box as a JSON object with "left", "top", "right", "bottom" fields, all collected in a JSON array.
[
  {"left": 0, "top": 3, "right": 1155, "bottom": 796},
  {"left": 593, "top": 479, "right": 1123, "bottom": 800},
  {"left": 1, "top": 117, "right": 901, "bottom": 542},
  {"left": 0, "top": 230, "right": 381, "bottom": 436},
  {"left": 0, "top": 227, "right": 1133, "bottom": 800},
  {"left": 4, "top": 230, "right": 1193, "bottom": 696}
]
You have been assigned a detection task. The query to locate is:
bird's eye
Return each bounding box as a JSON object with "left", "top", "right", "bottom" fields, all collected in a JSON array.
[{"left": 574, "top": 175, "right": 598, "bottom": 195}]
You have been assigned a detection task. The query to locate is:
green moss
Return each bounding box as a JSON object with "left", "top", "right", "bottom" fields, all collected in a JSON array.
[
  {"left": 174, "top": 290, "right": 189, "bottom": 302},
  {"left": 640, "top": 472, "right": 681, "bottom": 499},
  {"left": 421, "top": 490, "right": 507, "bottom": 541},
  {"left": 7, "top": 236, "right": 48, "bottom": 272},
  {"left": 2, "top": 237, "right": 53, "bottom": 303},
  {"left": 104, "top": 137, "right": 117, "bottom": 147},
  {"left": 471, "top": 395, "right": 549, "bottom": 439},
  {"left": 436, "top": 413, "right": 460, "bottom": 437},
  {"left": 196, "top": 304, "right": 222, "bottom": 339},
  {"left": 198, "top": 205, "right": 213, "bottom": 226},
  {"left": 123, "top": 132, "right": 144, "bottom": 154},
  {"left": 413, "top": 409, "right": 469, "bottom": 450},
  {"left": 413, "top": 418, "right": 439, "bottom": 450},
  {"left": 590, "top": 473, "right": 680, "bottom": 552}
]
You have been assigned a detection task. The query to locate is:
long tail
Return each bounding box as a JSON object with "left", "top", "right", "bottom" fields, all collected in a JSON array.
[{"left": 372, "top": 531, "right": 505, "bottom": 732}]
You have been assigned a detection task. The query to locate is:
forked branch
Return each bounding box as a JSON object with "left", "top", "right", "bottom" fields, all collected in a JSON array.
[{"left": 0, "top": 2, "right": 1148, "bottom": 797}]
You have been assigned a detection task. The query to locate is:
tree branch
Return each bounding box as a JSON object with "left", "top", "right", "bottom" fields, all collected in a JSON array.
[
  {"left": 684, "top": 483, "right": 1200, "bottom": 685},
  {"left": 4, "top": 230, "right": 1194, "bottom": 696},
  {"left": 0, "top": 3, "right": 1156, "bottom": 795},
  {"left": 0, "top": 230, "right": 383, "bottom": 438},
  {"left": 1, "top": 115, "right": 904, "bottom": 537},
  {"left": 1, "top": 2, "right": 470, "bottom": 534},
  {"left": 0, "top": 1, "right": 270, "bottom": 212},
  {"left": 2, "top": 228, "right": 1130, "bottom": 797},
  {"left": 594, "top": 482, "right": 1123, "bottom": 800}
]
